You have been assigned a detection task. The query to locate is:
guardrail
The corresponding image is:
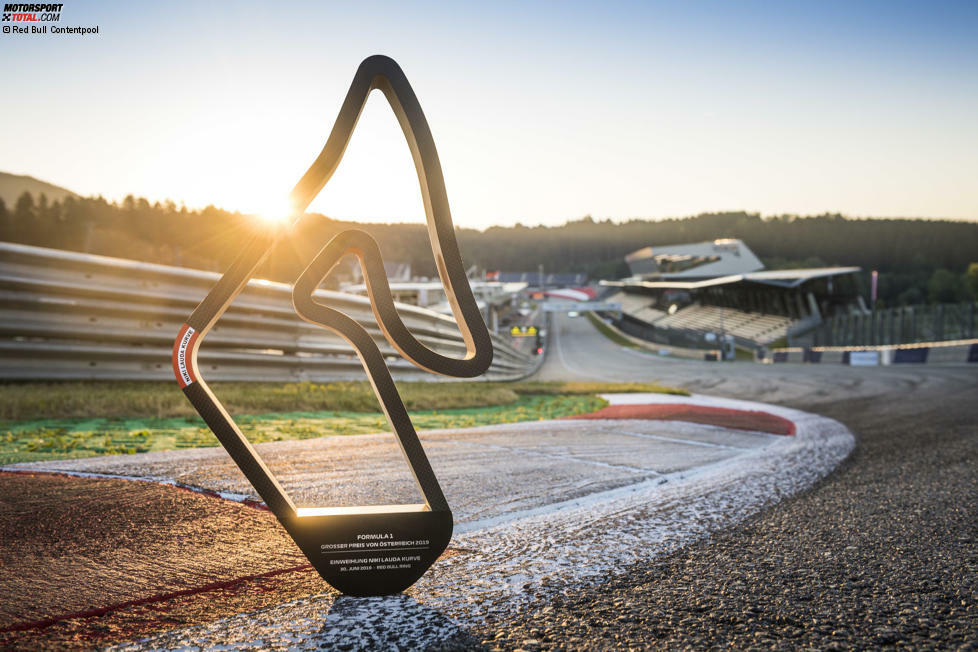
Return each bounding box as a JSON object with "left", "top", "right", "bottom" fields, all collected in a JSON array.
[
  {"left": 603, "top": 312, "right": 718, "bottom": 352},
  {"left": 0, "top": 242, "right": 536, "bottom": 382},
  {"left": 764, "top": 339, "right": 978, "bottom": 365}
]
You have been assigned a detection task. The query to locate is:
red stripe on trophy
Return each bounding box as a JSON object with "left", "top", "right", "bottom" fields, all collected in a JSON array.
[{"left": 172, "top": 324, "right": 198, "bottom": 388}]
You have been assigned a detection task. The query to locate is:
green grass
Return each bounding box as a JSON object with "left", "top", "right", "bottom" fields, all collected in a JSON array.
[
  {"left": 734, "top": 346, "right": 756, "bottom": 361},
  {"left": 0, "top": 394, "right": 605, "bottom": 465},
  {"left": 0, "top": 380, "right": 685, "bottom": 421},
  {"left": 585, "top": 311, "right": 640, "bottom": 349},
  {"left": 0, "top": 380, "right": 687, "bottom": 465},
  {"left": 0, "top": 380, "right": 520, "bottom": 421}
]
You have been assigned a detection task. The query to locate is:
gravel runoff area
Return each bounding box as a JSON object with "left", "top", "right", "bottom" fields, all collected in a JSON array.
[
  {"left": 485, "top": 387, "right": 978, "bottom": 649},
  {"left": 476, "top": 314, "right": 978, "bottom": 650}
]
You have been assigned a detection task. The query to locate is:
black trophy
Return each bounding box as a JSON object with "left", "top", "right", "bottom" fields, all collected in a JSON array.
[{"left": 172, "top": 55, "right": 493, "bottom": 596}]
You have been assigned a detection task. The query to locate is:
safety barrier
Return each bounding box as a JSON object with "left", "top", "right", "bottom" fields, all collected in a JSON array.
[
  {"left": 812, "top": 302, "right": 977, "bottom": 347},
  {"left": 765, "top": 338, "right": 978, "bottom": 366},
  {"left": 597, "top": 316, "right": 722, "bottom": 361},
  {"left": 0, "top": 243, "right": 536, "bottom": 382}
]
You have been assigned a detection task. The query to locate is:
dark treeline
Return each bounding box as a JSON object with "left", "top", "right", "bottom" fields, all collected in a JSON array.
[
  {"left": 1, "top": 191, "right": 976, "bottom": 306},
  {"left": 469, "top": 213, "right": 978, "bottom": 306}
]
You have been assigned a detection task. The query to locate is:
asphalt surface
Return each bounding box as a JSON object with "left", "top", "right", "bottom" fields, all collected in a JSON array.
[
  {"left": 0, "top": 472, "right": 322, "bottom": 648},
  {"left": 13, "top": 417, "right": 777, "bottom": 526},
  {"left": 479, "top": 314, "right": 977, "bottom": 649},
  {"left": 98, "top": 395, "right": 847, "bottom": 650},
  {"left": 538, "top": 312, "right": 978, "bottom": 408},
  {"left": 4, "top": 312, "right": 975, "bottom": 649},
  {"left": 5, "top": 394, "right": 823, "bottom": 642}
]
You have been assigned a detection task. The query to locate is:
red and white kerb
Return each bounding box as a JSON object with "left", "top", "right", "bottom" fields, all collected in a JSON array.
[{"left": 172, "top": 324, "right": 199, "bottom": 388}]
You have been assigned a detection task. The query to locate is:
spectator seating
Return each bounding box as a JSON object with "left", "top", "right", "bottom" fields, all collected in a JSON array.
[{"left": 609, "top": 293, "right": 796, "bottom": 346}]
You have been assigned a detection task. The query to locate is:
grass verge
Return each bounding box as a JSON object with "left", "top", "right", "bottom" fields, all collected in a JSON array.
[
  {"left": 585, "top": 311, "right": 640, "bottom": 349},
  {"left": 0, "top": 379, "right": 682, "bottom": 421},
  {"left": 0, "top": 380, "right": 687, "bottom": 465}
]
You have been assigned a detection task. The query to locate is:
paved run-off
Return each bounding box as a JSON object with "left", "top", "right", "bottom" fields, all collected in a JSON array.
[
  {"left": 1, "top": 394, "right": 852, "bottom": 649},
  {"left": 7, "top": 395, "right": 799, "bottom": 526}
]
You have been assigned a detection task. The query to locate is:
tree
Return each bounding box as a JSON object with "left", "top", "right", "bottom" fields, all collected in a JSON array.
[
  {"left": 0, "top": 198, "right": 9, "bottom": 241},
  {"left": 34, "top": 193, "right": 58, "bottom": 243},
  {"left": 927, "top": 268, "right": 965, "bottom": 303},
  {"left": 13, "top": 191, "right": 35, "bottom": 243},
  {"left": 1, "top": 190, "right": 977, "bottom": 301},
  {"left": 966, "top": 263, "right": 978, "bottom": 301},
  {"left": 898, "top": 286, "right": 925, "bottom": 306},
  {"left": 57, "top": 196, "right": 89, "bottom": 251}
]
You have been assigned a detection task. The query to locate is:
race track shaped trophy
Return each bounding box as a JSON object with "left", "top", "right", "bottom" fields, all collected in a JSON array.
[{"left": 171, "top": 55, "right": 493, "bottom": 596}]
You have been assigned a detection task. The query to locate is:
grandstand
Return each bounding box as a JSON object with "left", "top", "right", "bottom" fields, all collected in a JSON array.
[
  {"left": 651, "top": 304, "right": 795, "bottom": 346},
  {"left": 602, "top": 239, "right": 864, "bottom": 351}
]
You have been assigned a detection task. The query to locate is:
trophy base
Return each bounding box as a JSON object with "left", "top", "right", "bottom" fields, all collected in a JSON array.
[{"left": 282, "top": 506, "right": 453, "bottom": 597}]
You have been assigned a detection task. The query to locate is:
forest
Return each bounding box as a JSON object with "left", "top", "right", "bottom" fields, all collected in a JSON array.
[{"left": 1, "top": 190, "right": 976, "bottom": 307}]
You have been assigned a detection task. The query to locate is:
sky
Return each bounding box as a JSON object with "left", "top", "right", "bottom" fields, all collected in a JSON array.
[{"left": 1, "top": 0, "right": 976, "bottom": 229}]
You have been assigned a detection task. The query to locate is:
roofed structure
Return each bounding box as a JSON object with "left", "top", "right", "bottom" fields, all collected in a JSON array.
[
  {"left": 601, "top": 238, "right": 865, "bottom": 351},
  {"left": 624, "top": 238, "right": 763, "bottom": 280}
]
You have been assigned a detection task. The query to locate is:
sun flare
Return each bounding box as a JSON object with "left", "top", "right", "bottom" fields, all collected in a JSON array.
[{"left": 254, "top": 198, "right": 298, "bottom": 226}]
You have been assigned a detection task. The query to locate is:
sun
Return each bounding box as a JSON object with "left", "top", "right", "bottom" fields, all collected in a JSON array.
[{"left": 254, "top": 198, "right": 298, "bottom": 226}]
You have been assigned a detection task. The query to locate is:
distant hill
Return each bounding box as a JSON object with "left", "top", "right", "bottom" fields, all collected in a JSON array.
[{"left": 0, "top": 172, "right": 78, "bottom": 208}]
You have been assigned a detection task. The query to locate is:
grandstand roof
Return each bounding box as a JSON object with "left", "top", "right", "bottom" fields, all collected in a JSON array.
[
  {"left": 625, "top": 239, "right": 764, "bottom": 279},
  {"left": 602, "top": 266, "right": 861, "bottom": 291},
  {"left": 736, "top": 267, "right": 863, "bottom": 288}
]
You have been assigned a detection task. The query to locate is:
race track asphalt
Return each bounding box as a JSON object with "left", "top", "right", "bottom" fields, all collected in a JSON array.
[
  {"left": 482, "top": 313, "right": 977, "bottom": 649},
  {"left": 5, "top": 392, "right": 847, "bottom": 649},
  {"left": 2, "top": 312, "right": 975, "bottom": 649}
]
